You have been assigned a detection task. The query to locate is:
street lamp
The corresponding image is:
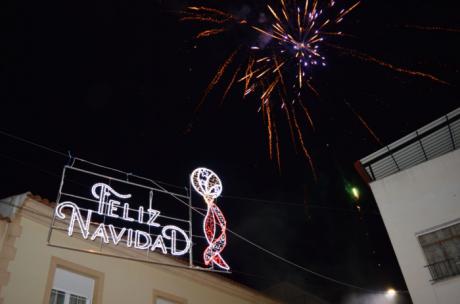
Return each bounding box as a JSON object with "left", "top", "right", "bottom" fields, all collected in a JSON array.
[{"left": 386, "top": 288, "right": 396, "bottom": 299}]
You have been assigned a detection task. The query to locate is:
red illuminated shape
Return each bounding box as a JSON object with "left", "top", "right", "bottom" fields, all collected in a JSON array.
[{"left": 191, "top": 168, "right": 230, "bottom": 271}]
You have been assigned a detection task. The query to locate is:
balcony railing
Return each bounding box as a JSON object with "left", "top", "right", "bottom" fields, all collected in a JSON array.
[
  {"left": 355, "top": 107, "right": 460, "bottom": 182},
  {"left": 425, "top": 257, "right": 460, "bottom": 282}
]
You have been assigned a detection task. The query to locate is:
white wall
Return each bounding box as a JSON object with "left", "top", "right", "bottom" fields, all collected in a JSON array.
[
  {"left": 370, "top": 149, "right": 460, "bottom": 304},
  {"left": 2, "top": 199, "right": 279, "bottom": 304}
]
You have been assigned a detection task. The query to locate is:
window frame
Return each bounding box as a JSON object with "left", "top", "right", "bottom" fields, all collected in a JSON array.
[
  {"left": 50, "top": 288, "right": 90, "bottom": 304},
  {"left": 416, "top": 218, "right": 460, "bottom": 282},
  {"left": 43, "top": 256, "right": 104, "bottom": 304},
  {"left": 153, "top": 289, "right": 187, "bottom": 304},
  {"left": 49, "top": 288, "right": 66, "bottom": 304},
  {"left": 69, "top": 292, "right": 89, "bottom": 304}
]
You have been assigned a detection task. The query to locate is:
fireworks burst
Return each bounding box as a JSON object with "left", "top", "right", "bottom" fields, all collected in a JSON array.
[
  {"left": 180, "top": 1, "right": 449, "bottom": 177},
  {"left": 249, "top": 0, "right": 359, "bottom": 96}
]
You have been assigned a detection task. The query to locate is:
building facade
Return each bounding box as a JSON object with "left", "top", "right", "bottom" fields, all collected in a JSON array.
[
  {"left": 356, "top": 107, "right": 460, "bottom": 304},
  {"left": 0, "top": 194, "right": 280, "bottom": 304}
]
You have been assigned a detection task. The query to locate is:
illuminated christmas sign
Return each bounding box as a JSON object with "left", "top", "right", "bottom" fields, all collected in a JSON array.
[
  {"left": 48, "top": 161, "right": 231, "bottom": 273},
  {"left": 191, "top": 168, "right": 230, "bottom": 270},
  {"left": 55, "top": 183, "right": 191, "bottom": 256}
]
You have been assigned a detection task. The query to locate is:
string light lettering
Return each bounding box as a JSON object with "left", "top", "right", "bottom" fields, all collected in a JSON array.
[{"left": 55, "top": 183, "right": 191, "bottom": 256}]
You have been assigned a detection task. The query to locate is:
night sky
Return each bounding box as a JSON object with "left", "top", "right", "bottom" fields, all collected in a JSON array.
[{"left": 2, "top": 0, "right": 459, "bottom": 303}]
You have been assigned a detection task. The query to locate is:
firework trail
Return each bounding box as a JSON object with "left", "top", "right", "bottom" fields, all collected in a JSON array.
[
  {"left": 264, "top": 99, "right": 274, "bottom": 160},
  {"left": 300, "top": 102, "right": 315, "bottom": 131},
  {"left": 180, "top": 6, "right": 238, "bottom": 24},
  {"left": 292, "top": 107, "right": 317, "bottom": 180},
  {"left": 221, "top": 65, "right": 242, "bottom": 104},
  {"left": 194, "top": 48, "right": 240, "bottom": 113},
  {"left": 327, "top": 43, "right": 449, "bottom": 85},
  {"left": 248, "top": 0, "right": 360, "bottom": 97},
  {"left": 404, "top": 25, "right": 460, "bottom": 33},
  {"left": 196, "top": 28, "right": 226, "bottom": 39},
  {"left": 189, "top": 6, "right": 235, "bottom": 19},
  {"left": 273, "top": 121, "right": 282, "bottom": 173},
  {"left": 345, "top": 102, "right": 382, "bottom": 146},
  {"left": 180, "top": 1, "right": 449, "bottom": 175},
  {"left": 282, "top": 100, "right": 299, "bottom": 148},
  {"left": 245, "top": 0, "right": 362, "bottom": 172}
]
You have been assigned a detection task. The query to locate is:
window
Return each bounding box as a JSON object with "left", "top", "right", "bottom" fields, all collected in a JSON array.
[
  {"left": 418, "top": 222, "right": 460, "bottom": 281},
  {"left": 48, "top": 267, "right": 93, "bottom": 304},
  {"left": 153, "top": 290, "right": 187, "bottom": 304},
  {"left": 43, "top": 257, "right": 104, "bottom": 304},
  {"left": 49, "top": 289, "right": 88, "bottom": 304},
  {"left": 69, "top": 294, "right": 88, "bottom": 304},
  {"left": 50, "top": 289, "right": 66, "bottom": 304},
  {"left": 156, "top": 298, "right": 180, "bottom": 304}
]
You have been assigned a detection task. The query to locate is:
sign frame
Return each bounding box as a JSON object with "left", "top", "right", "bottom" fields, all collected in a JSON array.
[{"left": 46, "top": 159, "right": 231, "bottom": 274}]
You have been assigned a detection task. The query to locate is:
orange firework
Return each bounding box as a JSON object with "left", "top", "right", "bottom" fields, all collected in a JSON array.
[
  {"left": 196, "top": 28, "right": 226, "bottom": 39},
  {"left": 326, "top": 43, "right": 449, "bottom": 85},
  {"left": 404, "top": 25, "right": 460, "bottom": 33},
  {"left": 180, "top": 1, "right": 450, "bottom": 176},
  {"left": 194, "top": 48, "right": 240, "bottom": 114}
]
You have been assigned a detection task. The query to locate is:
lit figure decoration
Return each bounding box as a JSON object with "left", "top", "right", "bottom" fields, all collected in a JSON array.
[{"left": 191, "top": 167, "right": 230, "bottom": 271}]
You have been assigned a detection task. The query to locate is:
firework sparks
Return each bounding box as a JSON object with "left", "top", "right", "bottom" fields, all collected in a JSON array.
[
  {"left": 196, "top": 28, "right": 226, "bottom": 39},
  {"left": 403, "top": 25, "right": 460, "bottom": 33},
  {"left": 273, "top": 120, "right": 282, "bottom": 173},
  {"left": 248, "top": 0, "right": 360, "bottom": 99},
  {"left": 292, "top": 107, "right": 317, "bottom": 180},
  {"left": 180, "top": 1, "right": 449, "bottom": 176},
  {"left": 181, "top": 6, "right": 238, "bottom": 24},
  {"left": 238, "top": 0, "right": 361, "bottom": 173},
  {"left": 188, "top": 6, "right": 235, "bottom": 19},
  {"left": 194, "top": 48, "right": 240, "bottom": 113},
  {"left": 345, "top": 102, "right": 382, "bottom": 146},
  {"left": 221, "top": 65, "right": 242, "bottom": 104},
  {"left": 264, "top": 100, "right": 274, "bottom": 160},
  {"left": 282, "top": 100, "right": 298, "bottom": 148},
  {"left": 300, "top": 102, "right": 315, "bottom": 131},
  {"left": 327, "top": 43, "right": 449, "bottom": 85},
  {"left": 181, "top": 1, "right": 361, "bottom": 174},
  {"left": 180, "top": 16, "right": 230, "bottom": 24}
]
